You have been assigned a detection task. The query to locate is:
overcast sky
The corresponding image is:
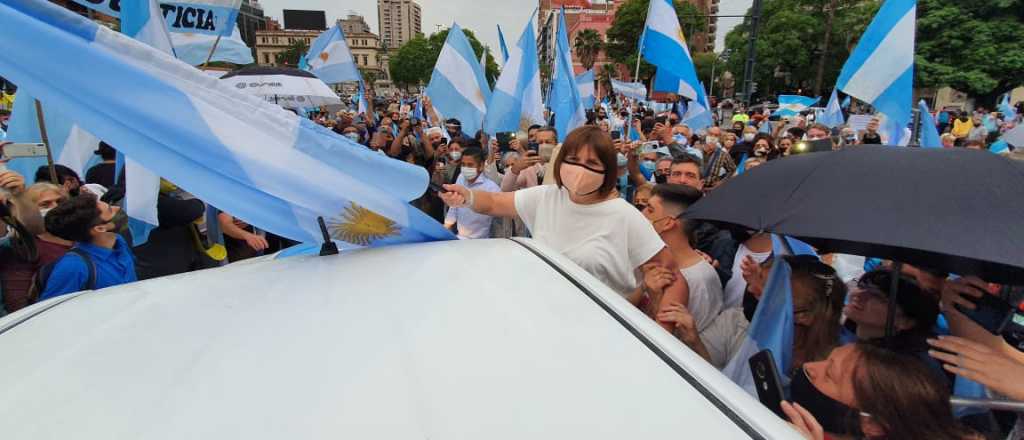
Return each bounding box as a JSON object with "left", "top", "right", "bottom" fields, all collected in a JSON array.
[{"left": 257, "top": 0, "right": 752, "bottom": 54}]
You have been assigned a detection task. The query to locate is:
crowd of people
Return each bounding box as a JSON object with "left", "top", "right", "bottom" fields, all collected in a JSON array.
[{"left": 1, "top": 85, "right": 1023, "bottom": 439}]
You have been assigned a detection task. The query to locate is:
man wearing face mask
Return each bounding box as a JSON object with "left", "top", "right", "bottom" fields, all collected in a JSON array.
[
  {"left": 39, "top": 193, "right": 137, "bottom": 299},
  {"left": 731, "top": 126, "right": 758, "bottom": 164},
  {"left": 340, "top": 126, "right": 364, "bottom": 146},
  {"left": 443, "top": 147, "right": 499, "bottom": 239}
]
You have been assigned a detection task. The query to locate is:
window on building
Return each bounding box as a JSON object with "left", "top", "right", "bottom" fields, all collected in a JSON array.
[
  {"left": 264, "top": 53, "right": 270, "bottom": 64},
  {"left": 362, "top": 55, "right": 368, "bottom": 65}
]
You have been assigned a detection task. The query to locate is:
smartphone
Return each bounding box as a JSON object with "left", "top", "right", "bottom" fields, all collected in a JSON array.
[
  {"left": 955, "top": 293, "right": 1018, "bottom": 335},
  {"left": 2, "top": 143, "right": 48, "bottom": 159},
  {"left": 790, "top": 138, "right": 832, "bottom": 155},
  {"left": 654, "top": 115, "right": 668, "bottom": 125},
  {"left": 428, "top": 182, "right": 446, "bottom": 194},
  {"left": 496, "top": 132, "right": 514, "bottom": 151},
  {"left": 611, "top": 130, "right": 622, "bottom": 140},
  {"left": 640, "top": 141, "right": 661, "bottom": 154},
  {"left": 749, "top": 349, "right": 786, "bottom": 419}
]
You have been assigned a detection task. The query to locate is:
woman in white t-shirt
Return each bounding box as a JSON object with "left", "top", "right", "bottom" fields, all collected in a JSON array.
[{"left": 440, "top": 126, "right": 688, "bottom": 328}]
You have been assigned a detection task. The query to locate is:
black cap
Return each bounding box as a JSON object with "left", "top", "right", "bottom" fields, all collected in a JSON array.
[{"left": 94, "top": 141, "right": 116, "bottom": 157}]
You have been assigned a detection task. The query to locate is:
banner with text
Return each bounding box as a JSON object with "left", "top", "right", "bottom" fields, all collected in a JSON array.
[{"left": 69, "top": 0, "right": 241, "bottom": 36}]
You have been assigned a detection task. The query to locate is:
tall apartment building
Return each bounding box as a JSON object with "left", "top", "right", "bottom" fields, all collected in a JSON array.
[{"left": 377, "top": 0, "right": 422, "bottom": 50}]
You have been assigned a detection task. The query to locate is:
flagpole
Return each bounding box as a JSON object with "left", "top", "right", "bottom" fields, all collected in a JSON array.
[
  {"left": 634, "top": 30, "right": 646, "bottom": 82},
  {"left": 33, "top": 100, "right": 58, "bottom": 184},
  {"left": 201, "top": 35, "right": 224, "bottom": 69}
]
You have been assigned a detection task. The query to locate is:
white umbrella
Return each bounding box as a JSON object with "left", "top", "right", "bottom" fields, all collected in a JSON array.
[{"left": 220, "top": 66, "right": 341, "bottom": 109}]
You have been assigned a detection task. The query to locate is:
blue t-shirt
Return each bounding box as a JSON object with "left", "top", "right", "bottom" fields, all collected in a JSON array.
[{"left": 40, "top": 235, "right": 137, "bottom": 300}]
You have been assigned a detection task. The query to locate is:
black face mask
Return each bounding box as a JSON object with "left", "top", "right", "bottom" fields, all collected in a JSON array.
[
  {"left": 789, "top": 368, "right": 860, "bottom": 436},
  {"left": 654, "top": 173, "right": 668, "bottom": 184}
]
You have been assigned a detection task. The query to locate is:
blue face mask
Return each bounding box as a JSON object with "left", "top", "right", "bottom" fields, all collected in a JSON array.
[
  {"left": 618, "top": 173, "right": 629, "bottom": 190},
  {"left": 673, "top": 134, "right": 688, "bottom": 145},
  {"left": 640, "top": 160, "right": 656, "bottom": 175}
]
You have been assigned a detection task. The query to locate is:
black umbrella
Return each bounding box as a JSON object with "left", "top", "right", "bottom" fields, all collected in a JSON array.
[{"left": 684, "top": 146, "right": 1024, "bottom": 284}]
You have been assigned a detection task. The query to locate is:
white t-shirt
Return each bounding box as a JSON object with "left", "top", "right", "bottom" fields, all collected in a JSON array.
[
  {"left": 699, "top": 307, "right": 750, "bottom": 369},
  {"left": 722, "top": 243, "right": 771, "bottom": 309},
  {"left": 680, "top": 259, "right": 724, "bottom": 333},
  {"left": 514, "top": 185, "right": 665, "bottom": 297}
]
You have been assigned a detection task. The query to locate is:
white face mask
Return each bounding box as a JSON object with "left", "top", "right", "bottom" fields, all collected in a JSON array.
[
  {"left": 743, "top": 133, "right": 756, "bottom": 142},
  {"left": 461, "top": 166, "right": 479, "bottom": 181},
  {"left": 344, "top": 133, "right": 360, "bottom": 143},
  {"left": 705, "top": 136, "right": 719, "bottom": 146},
  {"left": 450, "top": 151, "right": 463, "bottom": 161},
  {"left": 39, "top": 208, "right": 53, "bottom": 219}
]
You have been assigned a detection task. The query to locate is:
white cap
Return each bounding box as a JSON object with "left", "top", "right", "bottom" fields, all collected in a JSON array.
[{"left": 82, "top": 183, "right": 108, "bottom": 199}]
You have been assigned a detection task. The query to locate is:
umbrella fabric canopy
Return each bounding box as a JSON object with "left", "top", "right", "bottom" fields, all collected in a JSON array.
[
  {"left": 220, "top": 66, "right": 340, "bottom": 108},
  {"left": 684, "top": 146, "right": 1024, "bottom": 283}
]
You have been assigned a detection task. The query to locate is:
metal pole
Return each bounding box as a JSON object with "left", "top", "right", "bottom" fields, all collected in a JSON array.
[
  {"left": 741, "top": 0, "right": 764, "bottom": 105},
  {"left": 908, "top": 107, "right": 922, "bottom": 147},
  {"left": 951, "top": 398, "right": 1024, "bottom": 413},
  {"left": 634, "top": 28, "right": 646, "bottom": 82},
  {"left": 709, "top": 57, "right": 717, "bottom": 98},
  {"left": 884, "top": 261, "right": 903, "bottom": 344},
  {"left": 33, "top": 100, "right": 58, "bottom": 184},
  {"left": 200, "top": 35, "right": 224, "bottom": 70}
]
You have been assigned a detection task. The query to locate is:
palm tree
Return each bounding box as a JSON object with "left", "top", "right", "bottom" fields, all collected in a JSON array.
[
  {"left": 574, "top": 29, "right": 603, "bottom": 71},
  {"left": 597, "top": 63, "right": 618, "bottom": 99}
]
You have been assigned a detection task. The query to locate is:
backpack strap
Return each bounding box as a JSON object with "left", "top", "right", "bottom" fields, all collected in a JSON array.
[{"left": 66, "top": 248, "right": 97, "bottom": 291}]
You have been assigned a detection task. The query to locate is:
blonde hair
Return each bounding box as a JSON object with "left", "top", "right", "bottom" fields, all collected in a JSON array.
[{"left": 25, "top": 182, "right": 66, "bottom": 205}]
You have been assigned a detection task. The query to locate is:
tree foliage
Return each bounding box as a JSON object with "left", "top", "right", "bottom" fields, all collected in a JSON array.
[
  {"left": 723, "top": 0, "right": 878, "bottom": 101},
  {"left": 724, "top": 0, "right": 1024, "bottom": 104},
  {"left": 387, "top": 27, "right": 500, "bottom": 88},
  {"left": 574, "top": 29, "right": 604, "bottom": 71},
  {"left": 274, "top": 40, "right": 308, "bottom": 67},
  {"left": 916, "top": 0, "right": 1024, "bottom": 102},
  {"left": 605, "top": 0, "right": 706, "bottom": 81}
]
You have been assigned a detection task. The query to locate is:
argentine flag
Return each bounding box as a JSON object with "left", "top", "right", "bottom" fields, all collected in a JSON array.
[
  {"left": 772, "top": 95, "right": 818, "bottom": 118},
  {"left": 640, "top": 0, "right": 701, "bottom": 100},
  {"left": 482, "top": 18, "right": 544, "bottom": 135},
  {"left": 425, "top": 23, "right": 492, "bottom": 136},
  {"left": 722, "top": 235, "right": 817, "bottom": 395},
  {"left": 575, "top": 70, "right": 596, "bottom": 110},
  {"left": 304, "top": 24, "right": 362, "bottom": 85},
  {"left": 69, "top": 0, "right": 241, "bottom": 37},
  {"left": 4, "top": 92, "right": 101, "bottom": 182},
  {"left": 917, "top": 100, "right": 943, "bottom": 148},
  {"left": 682, "top": 84, "right": 713, "bottom": 132},
  {"left": 171, "top": 24, "right": 253, "bottom": 66},
  {"left": 999, "top": 94, "right": 1018, "bottom": 121},
  {"left": 548, "top": 8, "right": 586, "bottom": 143},
  {"left": 817, "top": 89, "right": 845, "bottom": 128},
  {"left": 610, "top": 79, "right": 648, "bottom": 102},
  {"left": 497, "top": 24, "right": 510, "bottom": 64},
  {"left": 653, "top": 68, "right": 698, "bottom": 101},
  {"left": 121, "top": 0, "right": 175, "bottom": 244},
  {"left": 836, "top": 0, "right": 916, "bottom": 135},
  {"left": 0, "top": 0, "right": 453, "bottom": 247}
]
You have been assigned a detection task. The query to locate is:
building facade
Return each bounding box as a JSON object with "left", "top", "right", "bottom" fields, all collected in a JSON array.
[
  {"left": 377, "top": 0, "right": 422, "bottom": 50},
  {"left": 254, "top": 24, "right": 390, "bottom": 85}
]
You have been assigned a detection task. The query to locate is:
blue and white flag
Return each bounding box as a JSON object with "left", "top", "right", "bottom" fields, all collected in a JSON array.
[
  {"left": 841, "top": 95, "right": 852, "bottom": 109},
  {"left": 121, "top": 0, "right": 174, "bottom": 244},
  {"left": 882, "top": 113, "right": 911, "bottom": 146},
  {"left": 4, "top": 91, "right": 101, "bottom": 182},
  {"left": 758, "top": 120, "right": 773, "bottom": 134},
  {"left": 722, "top": 235, "right": 796, "bottom": 395},
  {"left": 640, "top": 0, "right": 702, "bottom": 100},
  {"left": 773, "top": 95, "right": 819, "bottom": 118},
  {"left": 818, "top": 89, "right": 845, "bottom": 128},
  {"left": 304, "top": 24, "right": 362, "bottom": 85},
  {"left": 836, "top": 0, "right": 916, "bottom": 136},
  {"left": 482, "top": 17, "right": 544, "bottom": 135},
  {"left": 0, "top": 0, "right": 454, "bottom": 247},
  {"left": 576, "top": 70, "right": 596, "bottom": 110},
  {"left": 425, "top": 23, "right": 492, "bottom": 136},
  {"left": 171, "top": 23, "right": 253, "bottom": 66},
  {"left": 653, "top": 68, "right": 698, "bottom": 101},
  {"left": 682, "top": 84, "right": 713, "bottom": 132},
  {"left": 610, "top": 79, "right": 648, "bottom": 101},
  {"left": 497, "top": 24, "right": 510, "bottom": 64},
  {"left": 69, "top": 0, "right": 241, "bottom": 37},
  {"left": 548, "top": 8, "right": 586, "bottom": 143},
  {"left": 999, "top": 124, "right": 1024, "bottom": 149},
  {"left": 999, "top": 94, "right": 1018, "bottom": 121},
  {"left": 917, "top": 100, "right": 942, "bottom": 148}
]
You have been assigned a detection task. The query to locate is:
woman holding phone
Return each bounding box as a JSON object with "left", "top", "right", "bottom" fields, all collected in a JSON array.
[{"left": 440, "top": 126, "right": 689, "bottom": 325}]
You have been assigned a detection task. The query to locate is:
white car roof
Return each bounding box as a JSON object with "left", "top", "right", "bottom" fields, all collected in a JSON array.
[{"left": 0, "top": 238, "right": 797, "bottom": 439}]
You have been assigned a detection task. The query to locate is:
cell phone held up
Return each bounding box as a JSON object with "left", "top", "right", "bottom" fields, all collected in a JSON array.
[
  {"left": 1, "top": 143, "right": 48, "bottom": 160},
  {"left": 749, "top": 349, "right": 787, "bottom": 419},
  {"left": 496, "top": 132, "right": 517, "bottom": 152},
  {"left": 955, "top": 291, "right": 1024, "bottom": 337}
]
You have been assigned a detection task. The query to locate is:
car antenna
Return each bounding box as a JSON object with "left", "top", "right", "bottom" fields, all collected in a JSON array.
[{"left": 317, "top": 216, "right": 339, "bottom": 256}]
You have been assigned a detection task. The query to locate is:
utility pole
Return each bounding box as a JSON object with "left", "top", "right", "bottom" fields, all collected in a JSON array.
[
  {"left": 813, "top": 0, "right": 839, "bottom": 97},
  {"left": 741, "top": 0, "right": 763, "bottom": 105}
]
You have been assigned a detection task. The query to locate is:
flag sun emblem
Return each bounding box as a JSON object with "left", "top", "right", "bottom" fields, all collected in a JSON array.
[
  {"left": 326, "top": 202, "right": 400, "bottom": 246},
  {"left": 319, "top": 52, "right": 330, "bottom": 62}
]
